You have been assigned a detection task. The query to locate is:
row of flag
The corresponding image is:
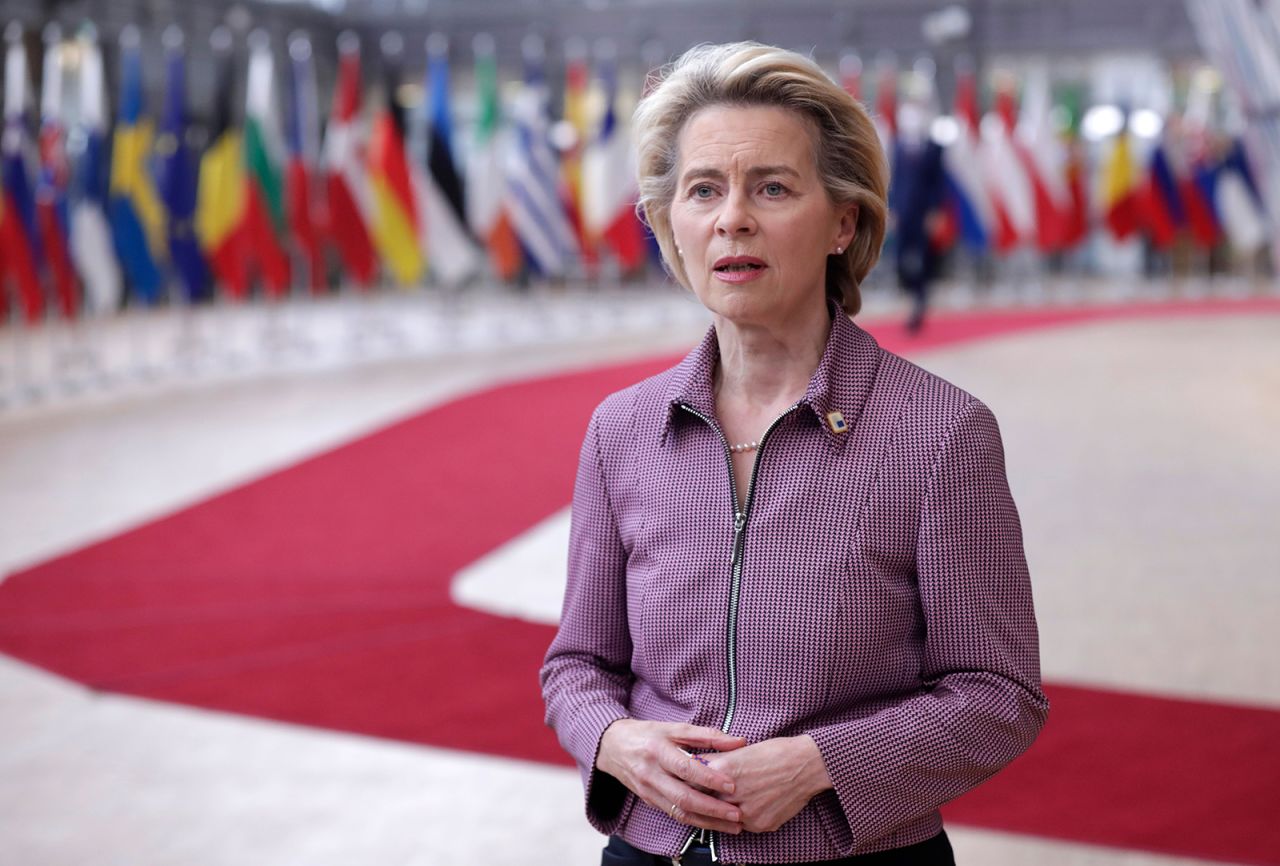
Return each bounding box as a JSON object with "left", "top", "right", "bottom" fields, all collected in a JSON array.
[
  {"left": 0, "top": 23, "right": 650, "bottom": 326},
  {"left": 844, "top": 57, "right": 1272, "bottom": 263},
  {"left": 1184, "top": 0, "right": 1280, "bottom": 269},
  {"left": 1, "top": 22, "right": 1274, "bottom": 326}
]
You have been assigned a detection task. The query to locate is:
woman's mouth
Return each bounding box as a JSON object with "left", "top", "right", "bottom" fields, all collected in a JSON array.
[
  {"left": 713, "top": 256, "right": 766, "bottom": 271},
  {"left": 713, "top": 257, "right": 767, "bottom": 282}
]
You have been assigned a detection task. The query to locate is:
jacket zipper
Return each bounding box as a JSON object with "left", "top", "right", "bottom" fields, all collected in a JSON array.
[{"left": 675, "top": 400, "right": 801, "bottom": 863}]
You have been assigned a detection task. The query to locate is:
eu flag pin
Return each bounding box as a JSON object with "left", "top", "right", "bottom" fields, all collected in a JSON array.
[{"left": 826, "top": 411, "right": 848, "bottom": 433}]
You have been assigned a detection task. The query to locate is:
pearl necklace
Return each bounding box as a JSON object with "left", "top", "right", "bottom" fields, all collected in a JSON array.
[{"left": 729, "top": 439, "right": 760, "bottom": 454}]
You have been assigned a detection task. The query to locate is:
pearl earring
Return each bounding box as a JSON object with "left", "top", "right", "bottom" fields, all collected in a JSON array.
[{"left": 834, "top": 246, "right": 843, "bottom": 254}]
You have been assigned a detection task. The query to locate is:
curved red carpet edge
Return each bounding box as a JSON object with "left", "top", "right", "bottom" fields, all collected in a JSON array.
[{"left": 2, "top": 298, "right": 1278, "bottom": 865}]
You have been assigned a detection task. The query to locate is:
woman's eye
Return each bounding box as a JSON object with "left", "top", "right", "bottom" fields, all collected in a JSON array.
[
  {"left": 763, "top": 182, "right": 786, "bottom": 196},
  {"left": 692, "top": 184, "right": 714, "bottom": 199}
]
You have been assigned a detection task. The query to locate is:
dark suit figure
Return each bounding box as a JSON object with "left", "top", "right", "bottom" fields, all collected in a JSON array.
[{"left": 890, "top": 134, "right": 947, "bottom": 333}]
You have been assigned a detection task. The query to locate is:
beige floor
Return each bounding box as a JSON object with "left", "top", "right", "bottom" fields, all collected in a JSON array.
[{"left": 0, "top": 285, "right": 1277, "bottom": 865}]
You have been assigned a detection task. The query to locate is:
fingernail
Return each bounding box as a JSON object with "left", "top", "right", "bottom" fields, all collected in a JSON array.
[{"left": 728, "top": 810, "right": 740, "bottom": 822}]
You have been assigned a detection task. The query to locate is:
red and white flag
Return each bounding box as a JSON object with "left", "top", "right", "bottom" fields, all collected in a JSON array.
[
  {"left": 582, "top": 47, "right": 646, "bottom": 273},
  {"left": 1014, "top": 70, "right": 1073, "bottom": 251},
  {"left": 321, "top": 32, "right": 378, "bottom": 289}
]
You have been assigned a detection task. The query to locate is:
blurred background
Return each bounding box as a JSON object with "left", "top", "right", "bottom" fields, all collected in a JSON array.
[{"left": 0, "top": 0, "right": 1277, "bottom": 864}]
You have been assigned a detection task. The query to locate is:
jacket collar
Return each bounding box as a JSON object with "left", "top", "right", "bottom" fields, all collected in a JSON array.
[{"left": 660, "top": 298, "right": 882, "bottom": 447}]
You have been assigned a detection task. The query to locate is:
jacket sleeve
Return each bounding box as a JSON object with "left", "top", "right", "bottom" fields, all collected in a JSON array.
[
  {"left": 806, "top": 397, "right": 1049, "bottom": 851},
  {"left": 539, "top": 407, "right": 635, "bottom": 833}
]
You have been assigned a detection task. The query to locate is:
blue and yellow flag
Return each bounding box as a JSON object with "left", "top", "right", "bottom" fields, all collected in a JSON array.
[{"left": 109, "top": 27, "right": 166, "bottom": 305}]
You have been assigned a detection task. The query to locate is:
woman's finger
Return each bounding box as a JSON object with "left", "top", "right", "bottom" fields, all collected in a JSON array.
[
  {"left": 667, "top": 804, "right": 744, "bottom": 835},
  {"left": 661, "top": 746, "right": 737, "bottom": 795},
  {"left": 653, "top": 777, "right": 743, "bottom": 826},
  {"left": 668, "top": 725, "right": 748, "bottom": 752}
]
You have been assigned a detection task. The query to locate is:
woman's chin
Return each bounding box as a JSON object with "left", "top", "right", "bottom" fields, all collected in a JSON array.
[{"left": 697, "top": 285, "right": 770, "bottom": 321}]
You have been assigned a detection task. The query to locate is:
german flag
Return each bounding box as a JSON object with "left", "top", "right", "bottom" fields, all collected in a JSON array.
[{"left": 367, "top": 34, "right": 424, "bottom": 286}]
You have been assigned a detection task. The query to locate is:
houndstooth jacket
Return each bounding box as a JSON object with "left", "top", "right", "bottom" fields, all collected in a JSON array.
[{"left": 540, "top": 300, "right": 1048, "bottom": 863}]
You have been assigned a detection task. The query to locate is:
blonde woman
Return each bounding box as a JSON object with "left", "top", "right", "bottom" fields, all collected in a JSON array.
[{"left": 541, "top": 42, "right": 1047, "bottom": 866}]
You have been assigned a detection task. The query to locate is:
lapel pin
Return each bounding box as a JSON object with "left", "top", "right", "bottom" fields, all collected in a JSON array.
[{"left": 826, "top": 410, "right": 848, "bottom": 434}]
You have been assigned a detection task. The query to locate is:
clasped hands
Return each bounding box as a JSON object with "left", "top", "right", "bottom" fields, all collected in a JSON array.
[{"left": 596, "top": 719, "right": 833, "bottom": 835}]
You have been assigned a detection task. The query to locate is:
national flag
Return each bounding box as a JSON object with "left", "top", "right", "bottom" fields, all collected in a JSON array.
[
  {"left": 1014, "top": 70, "right": 1073, "bottom": 251},
  {"left": 425, "top": 34, "right": 466, "bottom": 230},
  {"left": 66, "top": 24, "right": 121, "bottom": 314},
  {"left": 980, "top": 78, "right": 1037, "bottom": 251},
  {"left": 1, "top": 25, "right": 44, "bottom": 323},
  {"left": 465, "top": 34, "right": 521, "bottom": 281},
  {"left": 416, "top": 34, "right": 481, "bottom": 286},
  {"left": 156, "top": 27, "right": 209, "bottom": 303},
  {"left": 561, "top": 40, "right": 594, "bottom": 269},
  {"left": 37, "top": 23, "right": 79, "bottom": 319},
  {"left": 1143, "top": 143, "right": 1184, "bottom": 249},
  {"left": 1213, "top": 138, "right": 1269, "bottom": 254},
  {"left": 941, "top": 62, "right": 992, "bottom": 252},
  {"left": 1179, "top": 149, "right": 1222, "bottom": 250},
  {"left": 639, "top": 48, "right": 666, "bottom": 267},
  {"left": 1099, "top": 125, "right": 1143, "bottom": 241},
  {"left": 582, "top": 46, "right": 646, "bottom": 272},
  {"left": 503, "top": 36, "right": 579, "bottom": 278},
  {"left": 366, "top": 33, "right": 424, "bottom": 286},
  {"left": 321, "top": 32, "right": 378, "bottom": 289},
  {"left": 285, "top": 32, "right": 325, "bottom": 294},
  {"left": 242, "top": 30, "right": 292, "bottom": 298},
  {"left": 1058, "top": 87, "right": 1091, "bottom": 248},
  {"left": 195, "top": 28, "right": 249, "bottom": 300},
  {"left": 109, "top": 26, "right": 166, "bottom": 305}
]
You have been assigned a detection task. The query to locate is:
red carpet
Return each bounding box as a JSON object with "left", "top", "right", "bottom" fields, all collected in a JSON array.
[{"left": 2, "top": 298, "right": 1278, "bottom": 864}]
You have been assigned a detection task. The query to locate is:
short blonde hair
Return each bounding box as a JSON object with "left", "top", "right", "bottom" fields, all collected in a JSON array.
[{"left": 633, "top": 42, "right": 888, "bottom": 316}]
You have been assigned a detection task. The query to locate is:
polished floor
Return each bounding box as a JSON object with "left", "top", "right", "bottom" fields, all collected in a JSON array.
[{"left": 1, "top": 279, "right": 1277, "bottom": 865}]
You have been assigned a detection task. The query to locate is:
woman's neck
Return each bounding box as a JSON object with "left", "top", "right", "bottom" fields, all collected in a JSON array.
[{"left": 713, "top": 299, "right": 831, "bottom": 411}]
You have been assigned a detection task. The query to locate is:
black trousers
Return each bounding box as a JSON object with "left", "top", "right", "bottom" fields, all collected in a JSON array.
[{"left": 602, "top": 830, "right": 956, "bottom": 866}]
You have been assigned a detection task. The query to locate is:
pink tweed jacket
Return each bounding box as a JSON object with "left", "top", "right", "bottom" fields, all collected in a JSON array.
[{"left": 540, "top": 302, "right": 1048, "bottom": 863}]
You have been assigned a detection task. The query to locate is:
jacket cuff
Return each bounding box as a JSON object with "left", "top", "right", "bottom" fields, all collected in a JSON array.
[{"left": 569, "top": 705, "right": 633, "bottom": 833}]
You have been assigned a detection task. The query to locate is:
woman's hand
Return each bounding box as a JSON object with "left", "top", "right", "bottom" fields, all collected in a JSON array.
[
  {"left": 596, "top": 719, "right": 749, "bottom": 834},
  {"left": 703, "top": 735, "right": 832, "bottom": 833}
]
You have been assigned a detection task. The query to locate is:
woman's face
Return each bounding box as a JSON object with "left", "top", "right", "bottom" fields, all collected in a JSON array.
[{"left": 669, "top": 104, "right": 856, "bottom": 327}]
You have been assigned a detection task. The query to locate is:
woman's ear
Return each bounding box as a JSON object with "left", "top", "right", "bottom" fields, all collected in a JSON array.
[{"left": 837, "top": 202, "right": 859, "bottom": 250}]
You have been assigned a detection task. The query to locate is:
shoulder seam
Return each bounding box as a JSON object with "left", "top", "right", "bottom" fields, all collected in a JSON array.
[
  {"left": 922, "top": 396, "right": 983, "bottom": 503},
  {"left": 586, "top": 408, "right": 625, "bottom": 537}
]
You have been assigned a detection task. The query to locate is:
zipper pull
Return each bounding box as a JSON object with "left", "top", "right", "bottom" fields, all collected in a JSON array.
[{"left": 733, "top": 511, "right": 745, "bottom": 534}]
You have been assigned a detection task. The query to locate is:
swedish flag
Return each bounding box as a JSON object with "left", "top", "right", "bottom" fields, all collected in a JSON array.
[{"left": 108, "top": 26, "right": 166, "bottom": 305}]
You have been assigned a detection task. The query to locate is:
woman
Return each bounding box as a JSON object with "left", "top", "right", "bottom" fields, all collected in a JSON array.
[{"left": 540, "top": 42, "right": 1047, "bottom": 866}]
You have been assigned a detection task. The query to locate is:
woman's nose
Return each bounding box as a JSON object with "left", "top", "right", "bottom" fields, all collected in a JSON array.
[{"left": 714, "top": 188, "right": 757, "bottom": 236}]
